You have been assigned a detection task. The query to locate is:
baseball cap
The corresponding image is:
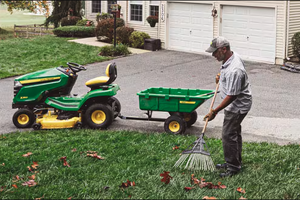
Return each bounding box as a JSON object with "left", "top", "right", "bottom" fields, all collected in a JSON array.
[{"left": 205, "top": 36, "right": 230, "bottom": 53}]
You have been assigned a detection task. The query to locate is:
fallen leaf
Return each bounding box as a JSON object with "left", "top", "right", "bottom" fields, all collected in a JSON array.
[
  {"left": 13, "top": 175, "right": 21, "bottom": 182},
  {"left": 160, "top": 171, "right": 173, "bottom": 184},
  {"left": 28, "top": 174, "right": 36, "bottom": 180},
  {"left": 0, "top": 186, "right": 6, "bottom": 192},
  {"left": 34, "top": 195, "right": 44, "bottom": 200},
  {"left": 87, "top": 153, "right": 105, "bottom": 160},
  {"left": 120, "top": 180, "right": 135, "bottom": 189},
  {"left": 60, "top": 156, "right": 70, "bottom": 167},
  {"left": 103, "top": 186, "right": 110, "bottom": 190},
  {"left": 192, "top": 174, "right": 226, "bottom": 189},
  {"left": 87, "top": 151, "right": 97, "bottom": 154},
  {"left": 173, "top": 146, "right": 179, "bottom": 150},
  {"left": 71, "top": 148, "right": 77, "bottom": 152},
  {"left": 27, "top": 166, "right": 32, "bottom": 172},
  {"left": 22, "top": 180, "right": 37, "bottom": 187},
  {"left": 237, "top": 187, "right": 246, "bottom": 194},
  {"left": 2, "top": 163, "right": 4, "bottom": 166},
  {"left": 31, "top": 161, "right": 39, "bottom": 169},
  {"left": 12, "top": 184, "right": 18, "bottom": 189},
  {"left": 184, "top": 186, "right": 195, "bottom": 191},
  {"left": 67, "top": 197, "right": 72, "bottom": 200},
  {"left": 203, "top": 196, "right": 217, "bottom": 200},
  {"left": 239, "top": 197, "right": 247, "bottom": 199},
  {"left": 22, "top": 152, "right": 33, "bottom": 157}
]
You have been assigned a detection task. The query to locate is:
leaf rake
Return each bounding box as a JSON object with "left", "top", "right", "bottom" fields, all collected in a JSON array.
[{"left": 174, "top": 83, "right": 219, "bottom": 171}]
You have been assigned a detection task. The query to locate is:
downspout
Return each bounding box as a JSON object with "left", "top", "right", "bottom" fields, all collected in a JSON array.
[{"left": 285, "top": 0, "right": 290, "bottom": 61}]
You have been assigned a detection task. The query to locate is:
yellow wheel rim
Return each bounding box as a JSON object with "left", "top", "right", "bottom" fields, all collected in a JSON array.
[
  {"left": 17, "top": 114, "right": 29, "bottom": 125},
  {"left": 169, "top": 121, "right": 180, "bottom": 132},
  {"left": 91, "top": 110, "right": 106, "bottom": 124}
]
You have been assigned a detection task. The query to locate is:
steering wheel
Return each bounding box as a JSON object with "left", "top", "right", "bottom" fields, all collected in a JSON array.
[{"left": 67, "top": 62, "right": 87, "bottom": 73}]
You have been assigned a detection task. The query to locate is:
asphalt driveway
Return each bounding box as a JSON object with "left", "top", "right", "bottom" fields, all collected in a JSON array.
[{"left": 1, "top": 50, "right": 300, "bottom": 145}]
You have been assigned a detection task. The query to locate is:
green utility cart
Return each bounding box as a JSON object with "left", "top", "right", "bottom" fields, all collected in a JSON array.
[{"left": 119, "top": 87, "right": 215, "bottom": 134}]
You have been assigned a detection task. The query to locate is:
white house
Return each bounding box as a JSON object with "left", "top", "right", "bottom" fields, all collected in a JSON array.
[{"left": 85, "top": 1, "right": 300, "bottom": 65}]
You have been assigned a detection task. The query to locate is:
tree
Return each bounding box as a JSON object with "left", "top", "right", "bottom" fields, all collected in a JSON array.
[
  {"left": 1, "top": 1, "right": 50, "bottom": 15},
  {"left": 1, "top": 1, "right": 82, "bottom": 28},
  {"left": 45, "top": 1, "right": 82, "bottom": 28}
]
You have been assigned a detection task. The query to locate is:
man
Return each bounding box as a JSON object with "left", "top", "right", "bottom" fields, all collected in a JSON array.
[{"left": 204, "top": 36, "right": 252, "bottom": 178}]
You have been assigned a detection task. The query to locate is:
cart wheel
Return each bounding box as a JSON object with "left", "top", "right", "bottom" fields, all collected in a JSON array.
[
  {"left": 108, "top": 97, "right": 121, "bottom": 118},
  {"left": 183, "top": 111, "right": 198, "bottom": 127},
  {"left": 164, "top": 115, "right": 187, "bottom": 135},
  {"left": 32, "top": 123, "right": 41, "bottom": 130},
  {"left": 13, "top": 109, "right": 35, "bottom": 128},
  {"left": 168, "top": 112, "right": 181, "bottom": 116},
  {"left": 85, "top": 104, "right": 113, "bottom": 129}
]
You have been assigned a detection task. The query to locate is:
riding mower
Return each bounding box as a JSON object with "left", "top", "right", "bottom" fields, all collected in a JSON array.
[{"left": 12, "top": 62, "right": 121, "bottom": 130}]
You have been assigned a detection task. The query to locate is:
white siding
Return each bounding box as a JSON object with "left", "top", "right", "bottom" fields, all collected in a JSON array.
[
  {"left": 126, "top": 1, "right": 159, "bottom": 39},
  {"left": 85, "top": 1, "right": 290, "bottom": 64},
  {"left": 165, "top": 1, "right": 286, "bottom": 64},
  {"left": 288, "top": 1, "right": 300, "bottom": 57}
]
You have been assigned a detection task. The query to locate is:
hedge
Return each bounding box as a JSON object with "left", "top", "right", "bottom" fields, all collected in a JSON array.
[{"left": 53, "top": 26, "right": 95, "bottom": 37}]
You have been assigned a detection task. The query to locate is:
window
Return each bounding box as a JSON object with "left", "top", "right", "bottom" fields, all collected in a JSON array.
[
  {"left": 92, "top": 0, "right": 101, "bottom": 13},
  {"left": 107, "top": 0, "right": 117, "bottom": 14},
  {"left": 130, "top": 1, "right": 143, "bottom": 21},
  {"left": 150, "top": 1, "right": 159, "bottom": 17}
]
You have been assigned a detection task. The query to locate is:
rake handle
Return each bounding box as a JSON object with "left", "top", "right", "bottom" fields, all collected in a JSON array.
[{"left": 202, "top": 83, "right": 219, "bottom": 134}]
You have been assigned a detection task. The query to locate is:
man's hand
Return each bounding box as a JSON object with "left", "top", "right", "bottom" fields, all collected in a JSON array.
[
  {"left": 203, "top": 109, "right": 217, "bottom": 121},
  {"left": 216, "top": 73, "right": 220, "bottom": 84}
]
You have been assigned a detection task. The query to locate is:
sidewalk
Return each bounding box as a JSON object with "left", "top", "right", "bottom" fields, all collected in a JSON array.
[{"left": 68, "top": 37, "right": 151, "bottom": 55}]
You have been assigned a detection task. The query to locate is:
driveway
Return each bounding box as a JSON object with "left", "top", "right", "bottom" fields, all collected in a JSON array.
[{"left": 1, "top": 50, "right": 300, "bottom": 145}]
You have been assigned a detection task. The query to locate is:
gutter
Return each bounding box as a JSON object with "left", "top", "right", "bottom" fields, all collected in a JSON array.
[{"left": 285, "top": 0, "right": 290, "bottom": 60}]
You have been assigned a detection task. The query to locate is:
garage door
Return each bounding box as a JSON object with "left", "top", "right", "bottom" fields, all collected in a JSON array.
[
  {"left": 221, "top": 6, "right": 276, "bottom": 63},
  {"left": 168, "top": 3, "right": 213, "bottom": 53}
]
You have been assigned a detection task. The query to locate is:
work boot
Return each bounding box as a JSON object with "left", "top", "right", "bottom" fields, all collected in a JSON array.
[
  {"left": 219, "top": 170, "right": 239, "bottom": 178},
  {"left": 216, "top": 163, "right": 228, "bottom": 170}
]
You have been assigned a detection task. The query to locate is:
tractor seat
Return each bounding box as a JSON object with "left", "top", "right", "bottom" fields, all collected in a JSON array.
[{"left": 85, "top": 63, "right": 117, "bottom": 88}]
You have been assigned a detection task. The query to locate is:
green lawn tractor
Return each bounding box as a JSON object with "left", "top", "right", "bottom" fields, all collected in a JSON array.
[{"left": 12, "top": 62, "right": 121, "bottom": 130}]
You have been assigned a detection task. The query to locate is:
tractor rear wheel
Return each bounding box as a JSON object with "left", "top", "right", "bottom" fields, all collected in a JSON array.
[
  {"left": 13, "top": 109, "right": 35, "bottom": 128},
  {"left": 108, "top": 97, "right": 121, "bottom": 118},
  {"left": 84, "top": 104, "right": 113, "bottom": 129}
]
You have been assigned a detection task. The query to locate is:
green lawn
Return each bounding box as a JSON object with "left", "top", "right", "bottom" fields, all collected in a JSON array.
[
  {"left": 0, "top": 4, "right": 46, "bottom": 28},
  {"left": 0, "top": 35, "right": 111, "bottom": 79},
  {"left": 0, "top": 129, "right": 299, "bottom": 199}
]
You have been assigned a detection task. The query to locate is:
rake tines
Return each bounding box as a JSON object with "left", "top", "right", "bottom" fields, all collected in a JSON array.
[{"left": 174, "top": 135, "right": 215, "bottom": 172}]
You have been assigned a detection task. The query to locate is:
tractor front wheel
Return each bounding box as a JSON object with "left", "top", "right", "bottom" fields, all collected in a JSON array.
[
  {"left": 84, "top": 104, "right": 113, "bottom": 129},
  {"left": 13, "top": 109, "right": 35, "bottom": 128},
  {"left": 164, "top": 115, "right": 187, "bottom": 135}
]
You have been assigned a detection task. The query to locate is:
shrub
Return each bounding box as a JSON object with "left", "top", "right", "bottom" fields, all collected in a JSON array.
[
  {"left": 292, "top": 32, "right": 300, "bottom": 58},
  {"left": 60, "top": 16, "right": 82, "bottom": 27},
  {"left": 96, "top": 12, "right": 113, "bottom": 23},
  {"left": 53, "top": 26, "right": 95, "bottom": 37},
  {"left": 99, "top": 44, "right": 131, "bottom": 56},
  {"left": 95, "top": 18, "right": 125, "bottom": 43},
  {"left": 116, "top": 26, "right": 134, "bottom": 45},
  {"left": 76, "top": 19, "right": 95, "bottom": 27},
  {"left": 129, "top": 31, "right": 150, "bottom": 48}
]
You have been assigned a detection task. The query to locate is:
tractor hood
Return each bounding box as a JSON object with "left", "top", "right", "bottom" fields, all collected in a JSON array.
[{"left": 15, "top": 67, "right": 66, "bottom": 85}]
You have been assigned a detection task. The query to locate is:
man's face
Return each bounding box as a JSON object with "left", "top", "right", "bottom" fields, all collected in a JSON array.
[{"left": 212, "top": 47, "right": 226, "bottom": 62}]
